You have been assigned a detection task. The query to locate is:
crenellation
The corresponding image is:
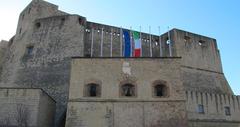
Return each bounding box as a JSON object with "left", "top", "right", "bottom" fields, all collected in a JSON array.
[
  {"left": 187, "top": 90, "right": 240, "bottom": 123},
  {"left": 224, "top": 94, "right": 227, "bottom": 104},
  {"left": 220, "top": 94, "right": 224, "bottom": 111},
  {"left": 186, "top": 91, "right": 189, "bottom": 100},
  {"left": 191, "top": 91, "right": 193, "bottom": 100},
  {"left": 197, "top": 91, "right": 201, "bottom": 104},
  {"left": 205, "top": 93, "right": 209, "bottom": 107},
  {"left": 237, "top": 96, "right": 240, "bottom": 109},
  {"left": 232, "top": 95, "right": 236, "bottom": 111},
  {"left": 228, "top": 94, "right": 231, "bottom": 105},
  {"left": 84, "top": 22, "right": 175, "bottom": 58}
]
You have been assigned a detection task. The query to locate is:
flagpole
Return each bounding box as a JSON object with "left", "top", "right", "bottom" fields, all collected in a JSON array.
[
  {"left": 91, "top": 27, "right": 94, "bottom": 57},
  {"left": 120, "top": 27, "right": 123, "bottom": 57},
  {"left": 110, "top": 28, "right": 113, "bottom": 57},
  {"left": 130, "top": 27, "right": 133, "bottom": 57},
  {"left": 140, "top": 26, "right": 142, "bottom": 57},
  {"left": 100, "top": 27, "right": 104, "bottom": 57},
  {"left": 158, "top": 26, "right": 162, "bottom": 57},
  {"left": 149, "top": 26, "right": 152, "bottom": 57},
  {"left": 168, "top": 26, "right": 172, "bottom": 57}
]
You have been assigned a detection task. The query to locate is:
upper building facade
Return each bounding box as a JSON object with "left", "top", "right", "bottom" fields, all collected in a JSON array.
[{"left": 0, "top": 0, "right": 238, "bottom": 127}]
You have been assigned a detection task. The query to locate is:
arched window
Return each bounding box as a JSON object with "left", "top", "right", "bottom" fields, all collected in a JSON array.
[
  {"left": 85, "top": 83, "right": 101, "bottom": 97},
  {"left": 121, "top": 84, "right": 135, "bottom": 97},
  {"left": 153, "top": 81, "right": 168, "bottom": 97}
]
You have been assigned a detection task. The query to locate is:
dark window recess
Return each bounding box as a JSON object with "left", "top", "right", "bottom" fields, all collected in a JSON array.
[
  {"left": 61, "top": 18, "right": 65, "bottom": 23},
  {"left": 19, "top": 28, "right": 22, "bottom": 34},
  {"left": 154, "top": 84, "right": 167, "bottom": 97},
  {"left": 122, "top": 84, "right": 135, "bottom": 97},
  {"left": 35, "top": 22, "right": 41, "bottom": 29},
  {"left": 28, "top": 8, "right": 31, "bottom": 14},
  {"left": 86, "top": 83, "right": 100, "bottom": 97},
  {"left": 22, "top": 14, "right": 25, "bottom": 20},
  {"left": 197, "top": 104, "right": 205, "bottom": 114},
  {"left": 198, "top": 40, "right": 206, "bottom": 46},
  {"left": 89, "top": 85, "right": 97, "bottom": 97},
  {"left": 225, "top": 107, "right": 231, "bottom": 116},
  {"left": 79, "top": 18, "right": 84, "bottom": 25},
  {"left": 26, "top": 46, "right": 34, "bottom": 55},
  {"left": 84, "top": 54, "right": 91, "bottom": 58},
  {"left": 184, "top": 36, "right": 191, "bottom": 42}
]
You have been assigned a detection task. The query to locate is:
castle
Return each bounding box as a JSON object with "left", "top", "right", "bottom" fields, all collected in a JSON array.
[{"left": 0, "top": 0, "right": 239, "bottom": 127}]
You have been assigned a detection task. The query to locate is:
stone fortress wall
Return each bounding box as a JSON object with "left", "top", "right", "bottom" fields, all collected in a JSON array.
[
  {"left": 0, "top": 40, "right": 8, "bottom": 78},
  {"left": 186, "top": 90, "right": 240, "bottom": 127},
  {"left": 0, "top": 0, "right": 236, "bottom": 126},
  {"left": 66, "top": 58, "right": 187, "bottom": 127},
  {"left": 0, "top": 88, "right": 55, "bottom": 127},
  {"left": 0, "top": 1, "right": 84, "bottom": 126}
]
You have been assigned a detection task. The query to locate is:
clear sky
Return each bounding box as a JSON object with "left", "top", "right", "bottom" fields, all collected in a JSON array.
[{"left": 0, "top": 0, "right": 239, "bottom": 94}]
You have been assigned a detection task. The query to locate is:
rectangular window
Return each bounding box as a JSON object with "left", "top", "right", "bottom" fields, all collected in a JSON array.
[
  {"left": 26, "top": 46, "right": 34, "bottom": 55},
  {"left": 225, "top": 106, "right": 231, "bottom": 116},
  {"left": 197, "top": 104, "right": 204, "bottom": 114}
]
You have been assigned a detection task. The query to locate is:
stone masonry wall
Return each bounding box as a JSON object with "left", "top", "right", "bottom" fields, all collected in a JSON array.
[
  {"left": 66, "top": 58, "right": 187, "bottom": 127},
  {"left": 173, "top": 29, "right": 223, "bottom": 73},
  {"left": 172, "top": 29, "right": 232, "bottom": 94},
  {"left": 0, "top": 40, "right": 8, "bottom": 79},
  {"left": 0, "top": 0, "right": 235, "bottom": 126},
  {"left": 0, "top": 0, "right": 86, "bottom": 125},
  {"left": 0, "top": 88, "right": 55, "bottom": 127},
  {"left": 84, "top": 22, "right": 174, "bottom": 57},
  {"left": 15, "top": 15, "right": 85, "bottom": 126},
  {"left": 186, "top": 90, "right": 240, "bottom": 127},
  {"left": 181, "top": 67, "right": 232, "bottom": 94},
  {"left": 68, "top": 58, "right": 184, "bottom": 100},
  {"left": 66, "top": 101, "right": 186, "bottom": 127}
]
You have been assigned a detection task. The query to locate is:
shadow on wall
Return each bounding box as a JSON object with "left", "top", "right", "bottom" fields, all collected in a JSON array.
[{"left": 58, "top": 111, "right": 67, "bottom": 127}]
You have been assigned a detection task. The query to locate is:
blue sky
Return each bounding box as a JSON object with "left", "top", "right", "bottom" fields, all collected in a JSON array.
[{"left": 0, "top": 0, "right": 239, "bottom": 94}]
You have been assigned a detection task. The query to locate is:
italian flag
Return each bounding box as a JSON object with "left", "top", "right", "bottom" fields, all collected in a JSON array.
[{"left": 133, "top": 31, "right": 141, "bottom": 57}]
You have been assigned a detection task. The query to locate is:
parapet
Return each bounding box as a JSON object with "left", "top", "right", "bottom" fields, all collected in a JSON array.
[
  {"left": 172, "top": 29, "right": 223, "bottom": 73},
  {"left": 186, "top": 90, "right": 240, "bottom": 122}
]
